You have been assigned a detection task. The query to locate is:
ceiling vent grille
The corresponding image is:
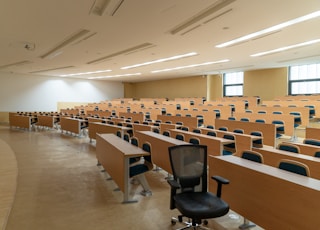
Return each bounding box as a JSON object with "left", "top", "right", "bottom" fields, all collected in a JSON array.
[
  {"left": 87, "top": 42, "right": 155, "bottom": 64},
  {"left": 0, "top": 60, "right": 32, "bottom": 69},
  {"left": 39, "top": 29, "right": 94, "bottom": 59},
  {"left": 89, "top": 0, "right": 125, "bottom": 16},
  {"left": 29, "top": 66, "right": 75, "bottom": 74},
  {"left": 169, "top": 0, "right": 235, "bottom": 35}
]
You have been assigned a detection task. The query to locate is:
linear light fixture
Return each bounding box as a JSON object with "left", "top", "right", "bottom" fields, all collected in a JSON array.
[
  {"left": 216, "top": 10, "right": 320, "bottom": 48},
  {"left": 40, "top": 29, "right": 92, "bottom": 59},
  {"left": 250, "top": 39, "right": 320, "bottom": 57},
  {"left": 59, "top": 69, "right": 112, "bottom": 77},
  {"left": 151, "top": 59, "right": 230, "bottom": 73},
  {"left": 89, "top": 0, "right": 111, "bottom": 16},
  {"left": 121, "top": 52, "right": 198, "bottom": 70},
  {"left": 88, "top": 73, "right": 141, "bottom": 79}
]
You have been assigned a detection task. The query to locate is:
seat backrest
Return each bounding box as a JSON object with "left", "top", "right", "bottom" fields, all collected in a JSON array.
[
  {"left": 131, "top": 136, "right": 139, "bottom": 147},
  {"left": 303, "top": 138, "right": 320, "bottom": 146},
  {"left": 241, "top": 150, "right": 264, "bottom": 163},
  {"left": 116, "top": 130, "right": 122, "bottom": 138},
  {"left": 142, "top": 142, "right": 153, "bottom": 170},
  {"left": 175, "top": 133, "right": 185, "bottom": 141},
  {"left": 123, "top": 133, "right": 130, "bottom": 142},
  {"left": 192, "top": 129, "right": 201, "bottom": 134},
  {"left": 206, "top": 125, "right": 214, "bottom": 129},
  {"left": 207, "top": 131, "right": 217, "bottom": 137},
  {"left": 255, "top": 119, "right": 265, "bottom": 123},
  {"left": 189, "top": 137, "right": 200, "bottom": 145},
  {"left": 218, "top": 127, "right": 228, "bottom": 131},
  {"left": 163, "top": 130, "right": 170, "bottom": 137},
  {"left": 278, "top": 159, "right": 310, "bottom": 176},
  {"left": 240, "top": 118, "right": 249, "bottom": 122},
  {"left": 233, "top": 129, "right": 244, "bottom": 134},
  {"left": 181, "top": 126, "right": 189, "bottom": 131},
  {"left": 168, "top": 145, "right": 207, "bottom": 192},
  {"left": 278, "top": 143, "right": 300, "bottom": 153}
]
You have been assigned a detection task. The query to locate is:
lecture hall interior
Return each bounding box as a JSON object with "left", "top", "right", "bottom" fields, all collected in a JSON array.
[{"left": 1, "top": 0, "right": 320, "bottom": 229}]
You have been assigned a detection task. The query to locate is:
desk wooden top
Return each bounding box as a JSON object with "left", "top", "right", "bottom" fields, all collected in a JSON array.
[
  {"left": 97, "top": 133, "right": 149, "bottom": 158},
  {"left": 255, "top": 147, "right": 320, "bottom": 180},
  {"left": 209, "top": 155, "right": 320, "bottom": 229},
  {"left": 169, "top": 129, "right": 234, "bottom": 144}
]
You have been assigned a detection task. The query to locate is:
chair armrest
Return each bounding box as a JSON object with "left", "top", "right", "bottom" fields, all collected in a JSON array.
[
  {"left": 211, "top": 175, "right": 229, "bottom": 185},
  {"left": 211, "top": 175, "right": 229, "bottom": 198},
  {"left": 167, "top": 179, "right": 181, "bottom": 189}
]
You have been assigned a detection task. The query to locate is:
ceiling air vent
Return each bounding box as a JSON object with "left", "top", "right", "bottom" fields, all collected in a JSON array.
[
  {"left": 89, "top": 0, "right": 125, "bottom": 16},
  {"left": 170, "top": 0, "right": 235, "bottom": 35},
  {"left": 39, "top": 29, "right": 94, "bottom": 59},
  {"left": 87, "top": 42, "right": 155, "bottom": 64}
]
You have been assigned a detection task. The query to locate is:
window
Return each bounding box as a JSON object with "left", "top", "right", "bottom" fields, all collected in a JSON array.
[
  {"left": 223, "top": 72, "right": 244, "bottom": 96},
  {"left": 289, "top": 63, "right": 320, "bottom": 95}
]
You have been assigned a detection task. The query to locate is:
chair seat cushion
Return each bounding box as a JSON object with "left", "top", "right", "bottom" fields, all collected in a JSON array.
[{"left": 174, "top": 192, "right": 229, "bottom": 219}]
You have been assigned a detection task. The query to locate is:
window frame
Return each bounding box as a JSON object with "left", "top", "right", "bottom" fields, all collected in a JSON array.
[
  {"left": 223, "top": 72, "right": 244, "bottom": 97},
  {"left": 288, "top": 63, "right": 320, "bottom": 95}
]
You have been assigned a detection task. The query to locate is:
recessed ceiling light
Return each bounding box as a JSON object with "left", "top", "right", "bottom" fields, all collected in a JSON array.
[
  {"left": 151, "top": 59, "right": 230, "bottom": 73},
  {"left": 88, "top": 73, "right": 141, "bottom": 79},
  {"left": 216, "top": 10, "right": 320, "bottom": 48},
  {"left": 250, "top": 39, "right": 320, "bottom": 57},
  {"left": 121, "top": 52, "right": 198, "bottom": 70},
  {"left": 59, "top": 69, "right": 112, "bottom": 77}
]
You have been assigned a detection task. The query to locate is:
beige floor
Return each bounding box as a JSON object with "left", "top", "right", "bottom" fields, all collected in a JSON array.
[{"left": 1, "top": 121, "right": 317, "bottom": 230}]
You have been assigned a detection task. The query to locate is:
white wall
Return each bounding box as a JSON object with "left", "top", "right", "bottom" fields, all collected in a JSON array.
[{"left": 0, "top": 72, "right": 124, "bottom": 111}]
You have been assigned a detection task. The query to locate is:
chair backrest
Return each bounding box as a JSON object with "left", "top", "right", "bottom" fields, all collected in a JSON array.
[
  {"left": 189, "top": 137, "right": 200, "bottom": 145},
  {"left": 314, "top": 151, "right": 320, "bottom": 158},
  {"left": 153, "top": 128, "right": 160, "bottom": 133},
  {"left": 142, "top": 142, "right": 153, "bottom": 170},
  {"left": 206, "top": 125, "right": 214, "bottom": 129},
  {"left": 218, "top": 127, "right": 228, "bottom": 131},
  {"left": 175, "top": 133, "right": 185, "bottom": 141},
  {"left": 168, "top": 145, "right": 207, "bottom": 192},
  {"left": 116, "top": 130, "right": 122, "bottom": 138},
  {"left": 207, "top": 131, "right": 217, "bottom": 137},
  {"left": 241, "top": 150, "right": 264, "bottom": 163},
  {"left": 192, "top": 129, "right": 201, "bottom": 134},
  {"left": 181, "top": 126, "right": 189, "bottom": 131},
  {"left": 303, "top": 138, "right": 320, "bottom": 146},
  {"left": 228, "top": 117, "right": 236, "bottom": 120},
  {"left": 278, "top": 143, "right": 300, "bottom": 153},
  {"left": 240, "top": 118, "right": 249, "bottom": 122},
  {"left": 123, "top": 133, "right": 130, "bottom": 142},
  {"left": 255, "top": 119, "right": 265, "bottom": 123},
  {"left": 233, "top": 129, "right": 244, "bottom": 134},
  {"left": 131, "top": 136, "right": 139, "bottom": 147},
  {"left": 163, "top": 130, "right": 170, "bottom": 137},
  {"left": 278, "top": 159, "right": 310, "bottom": 176}
]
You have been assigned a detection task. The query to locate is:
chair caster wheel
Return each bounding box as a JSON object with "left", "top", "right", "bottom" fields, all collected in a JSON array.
[
  {"left": 203, "top": 220, "right": 208, "bottom": 225},
  {"left": 171, "top": 220, "right": 176, "bottom": 225}
]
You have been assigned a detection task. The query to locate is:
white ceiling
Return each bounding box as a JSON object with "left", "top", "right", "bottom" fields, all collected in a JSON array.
[{"left": 0, "top": 0, "right": 320, "bottom": 82}]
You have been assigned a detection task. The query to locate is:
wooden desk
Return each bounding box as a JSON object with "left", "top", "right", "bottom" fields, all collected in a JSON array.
[
  {"left": 60, "top": 117, "right": 86, "bottom": 135},
  {"left": 135, "top": 131, "right": 189, "bottom": 174},
  {"left": 209, "top": 155, "right": 320, "bottom": 229},
  {"left": 9, "top": 114, "right": 36, "bottom": 130},
  {"left": 36, "top": 115, "right": 59, "bottom": 128},
  {"left": 96, "top": 133, "right": 149, "bottom": 203},
  {"left": 215, "top": 119, "right": 276, "bottom": 147},
  {"left": 169, "top": 129, "right": 235, "bottom": 156},
  {"left": 306, "top": 127, "right": 320, "bottom": 140},
  {"left": 281, "top": 141, "right": 320, "bottom": 157},
  {"left": 157, "top": 114, "right": 199, "bottom": 129},
  {"left": 200, "top": 127, "right": 261, "bottom": 154},
  {"left": 88, "top": 122, "right": 132, "bottom": 141},
  {"left": 254, "top": 147, "right": 320, "bottom": 180}
]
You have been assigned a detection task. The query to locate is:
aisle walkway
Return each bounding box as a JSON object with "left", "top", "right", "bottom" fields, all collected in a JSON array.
[{"left": 0, "top": 124, "right": 261, "bottom": 230}]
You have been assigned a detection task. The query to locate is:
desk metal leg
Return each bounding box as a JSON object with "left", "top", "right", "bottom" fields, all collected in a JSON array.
[{"left": 122, "top": 158, "right": 138, "bottom": 204}]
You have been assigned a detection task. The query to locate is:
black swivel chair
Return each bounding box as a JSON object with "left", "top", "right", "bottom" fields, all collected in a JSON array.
[{"left": 167, "top": 145, "right": 229, "bottom": 229}]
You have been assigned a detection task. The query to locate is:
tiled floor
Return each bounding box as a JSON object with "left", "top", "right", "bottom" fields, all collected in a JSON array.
[{"left": 1, "top": 121, "right": 317, "bottom": 230}]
